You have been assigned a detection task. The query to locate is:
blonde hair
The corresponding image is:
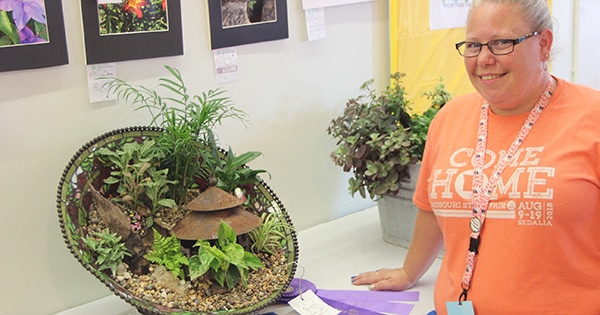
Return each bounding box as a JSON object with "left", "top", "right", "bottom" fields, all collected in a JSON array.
[{"left": 469, "top": 0, "right": 553, "bottom": 32}]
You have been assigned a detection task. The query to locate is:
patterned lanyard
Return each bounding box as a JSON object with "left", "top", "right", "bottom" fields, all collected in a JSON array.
[{"left": 458, "top": 77, "right": 556, "bottom": 303}]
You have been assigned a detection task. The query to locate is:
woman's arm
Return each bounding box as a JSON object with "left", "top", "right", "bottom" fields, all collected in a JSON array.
[{"left": 351, "top": 208, "right": 443, "bottom": 290}]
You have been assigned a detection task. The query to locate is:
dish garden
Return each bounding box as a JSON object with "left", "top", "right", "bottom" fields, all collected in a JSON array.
[{"left": 56, "top": 66, "right": 298, "bottom": 314}]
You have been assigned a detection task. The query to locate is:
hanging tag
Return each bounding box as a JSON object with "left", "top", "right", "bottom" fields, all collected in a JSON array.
[
  {"left": 288, "top": 290, "right": 340, "bottom": 315},
  {"left": 446, "top": 301, "right": 475, "bottom": 315}
]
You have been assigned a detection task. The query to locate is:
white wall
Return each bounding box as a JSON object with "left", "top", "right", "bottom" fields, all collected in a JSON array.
[
  {"left": 0, "top": 1, "right": 387, "bottom": 314},
  {"left": 574, "top": 0, "right": 600, "bottom": 89},
  {"left": 551, "top": 0, "right": 600, "bottom": 89}
]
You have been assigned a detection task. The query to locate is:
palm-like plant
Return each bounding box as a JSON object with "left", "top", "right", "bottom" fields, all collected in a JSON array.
[{"left": 105, "top": 66, "right": 249, "bottom": 204}]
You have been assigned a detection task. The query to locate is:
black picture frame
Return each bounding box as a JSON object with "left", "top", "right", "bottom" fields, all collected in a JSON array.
[
  {"left": 81, "top": 0, "right": 183, "bottom": 65},
  {"left": 208, "top": 0, "right": 288, "bottom": 50},
  {"left": 0, "top": 0, "right": 69, "bottom": 72}
]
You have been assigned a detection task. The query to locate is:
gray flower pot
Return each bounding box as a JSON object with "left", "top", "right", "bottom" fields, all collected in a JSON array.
[{"left": 377, "top": 163, "right": 420, "bottom": 248}]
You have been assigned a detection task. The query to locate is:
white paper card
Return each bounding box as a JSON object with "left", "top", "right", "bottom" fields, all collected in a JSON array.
[
  {"left": 305, "top": 8, "right": 326, "bottom": 41},
  {"left": 288, "top": 290, "right": 340, "bottom": 315},
  {"left": 213, "top": 47, "right": 239, "bottom": 84},
  {"left": 302, "top": 0, "right": 372, "bottom": 10},
  {"left": 429, "top": 0, "right": 469, "bottom": 30},
  {"left": 87, "top": 63, "right": 117, "bottom": 103}
]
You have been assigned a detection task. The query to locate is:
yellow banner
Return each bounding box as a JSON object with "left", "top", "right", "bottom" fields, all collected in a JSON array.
[{"left": 390, "top": 1, "right": 474, "bottom": 113}]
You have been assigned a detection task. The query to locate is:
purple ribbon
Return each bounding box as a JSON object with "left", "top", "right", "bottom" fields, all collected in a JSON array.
[
  {"left": 319, "top": 297, "right": 386, "bottom": 315},
  {"left": 316, "top": 289, "right": 419, "bottom": 315},
  {"left": 317, "top": 289, "right": 419, "bottom": 301},
  {"left": 338, "top": 300, "right": 414, "bottom": 315},
  {"left": 282, "top": 278, "right": 421, "bottom": 315}
]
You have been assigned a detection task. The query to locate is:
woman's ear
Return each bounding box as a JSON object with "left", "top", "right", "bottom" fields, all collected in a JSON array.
[{"left": 539, "top": 28, "right": 554, "bottom": 60}]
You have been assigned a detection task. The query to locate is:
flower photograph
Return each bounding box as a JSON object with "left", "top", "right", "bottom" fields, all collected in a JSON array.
[
  {"left": 98, "top": 0, "right": 169, "bottom": 36},
  {"left": 0, "top": 0, "right": 49, "bottom": 47}
]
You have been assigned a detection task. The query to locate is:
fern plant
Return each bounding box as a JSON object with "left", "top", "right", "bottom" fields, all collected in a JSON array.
[{"left": 144, "top": 229, "right": 189, "bottom": 280}]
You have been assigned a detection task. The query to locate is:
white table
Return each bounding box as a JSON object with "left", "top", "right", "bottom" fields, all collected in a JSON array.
[{"left": 56, "top": 206, "right": 440, "bottom": 315}]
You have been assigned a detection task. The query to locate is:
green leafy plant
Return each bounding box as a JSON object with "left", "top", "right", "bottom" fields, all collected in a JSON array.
[
  {"left": 142, "top": 167, "right": 178, "bottom": 212},
  {"left": 327, "top": 73, "right": 451, "bottom": 199},
  {"left": 409, "top": 77, "right": 452, "bottom": 160},
  {"left": 248, "top": 212, "right": 293, "bottom": 254},
  {"left": 97, "top": 139, "right": 177, "bottom": 227},
  {"left": 82, "top": 230, "right": 131, "bottom": 276},
  {"left": 144, "top": 229, "right": 189, "bottom": 280},
  {"left": 203, "top": 135, "right": 270, "bottom": 193},
  {"left": 327, "top": 73, "right": 414, "bottom": 199},
  {"left": 105, "top": 66, "right": 250, "bottom": 205},
  {"left": 188, "top": 221, "right": 264, "bottom": 290},
  {"left": 97, "top": 139, "right": 161, "bottom": 205}
]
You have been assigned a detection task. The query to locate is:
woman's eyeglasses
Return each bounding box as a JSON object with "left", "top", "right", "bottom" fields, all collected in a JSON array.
[{"left": 455, "top": 31, "right": 540, "bottom": 57}]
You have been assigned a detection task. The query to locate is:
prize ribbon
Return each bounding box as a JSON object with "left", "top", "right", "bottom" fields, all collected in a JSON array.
[
  {"left": 279, "top": 278, "right": 419, "bottom": 315},
  {"left": 277, "top": 278, "right": 317, "bottom": 302}
]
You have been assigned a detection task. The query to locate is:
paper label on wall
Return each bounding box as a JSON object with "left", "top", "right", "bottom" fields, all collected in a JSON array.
[
  {"left": 305, "top": 8, "right": 326, "bottom": 41},
  {"left": 430, "top": 0, "right": 470, "bottom": 30},
  {"left": 288, "top": 290, "right": 340, "bottom": 315},
  {"left": 87, "top": 62, "right": 117, "bottom": 103},
  {"left": 213, "top": 47, "right": 239, "bottom": 84},
  {"left": 302, "top": 0, "right": 372, "bottom": 10}
]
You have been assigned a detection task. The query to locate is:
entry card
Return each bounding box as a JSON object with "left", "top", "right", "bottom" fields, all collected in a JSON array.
[
  {"left": 87, "top": 62, "right": 117, "bottom": 103},
  {"left": 289, "top": 289, "right": 340, "bottom": 315}
]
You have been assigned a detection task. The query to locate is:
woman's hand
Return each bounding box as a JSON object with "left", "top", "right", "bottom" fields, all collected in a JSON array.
[
  {"left": 351, "top": 267, "right": 417, "bottom": 291},
  {"left": 351, "top": 209, "right": 444, "bottom": 292}
]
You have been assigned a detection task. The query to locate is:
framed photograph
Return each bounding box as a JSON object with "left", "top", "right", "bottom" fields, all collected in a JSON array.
[
  {"left": 208, "top": 0, "right": 288, "bottom": 50},
  {"left": 0, "top": 0, "right": 68, "bottom": 72},
  {"left": 81, "top": 0, "right": 183, "bottom": 64}
]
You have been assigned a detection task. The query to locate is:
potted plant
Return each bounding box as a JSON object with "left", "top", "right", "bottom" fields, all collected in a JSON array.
[
  {"left": 326, "top": 72, "right": 451, "bottom": 246},
  {"left": 56, "top": 66, "right": 298, "bottom": 314}
]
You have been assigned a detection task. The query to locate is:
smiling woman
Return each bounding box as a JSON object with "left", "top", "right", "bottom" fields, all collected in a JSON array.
[{"left": 353, "top": 1, "right": 600, "bottom": 315}]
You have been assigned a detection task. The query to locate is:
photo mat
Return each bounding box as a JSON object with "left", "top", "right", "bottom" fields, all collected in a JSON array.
[
  {"left": 81, "top": 0, "right": 183, "bottom": 64},
  {"left": 208, "top": 0, "right": 288, "bottom": 49},
  {"left": 0, "top": 0, "right": 68, "bottom": 72}
]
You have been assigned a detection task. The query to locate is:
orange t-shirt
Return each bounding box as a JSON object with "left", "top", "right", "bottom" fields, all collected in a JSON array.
[{"left": 413, "top": 77, "right": 600, "bottom": 314}]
